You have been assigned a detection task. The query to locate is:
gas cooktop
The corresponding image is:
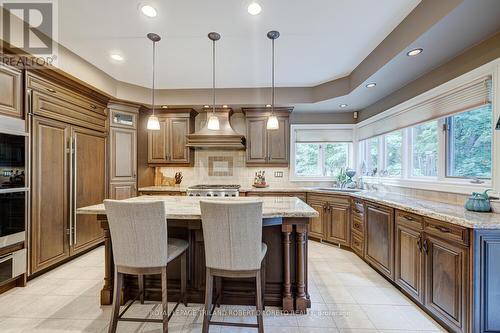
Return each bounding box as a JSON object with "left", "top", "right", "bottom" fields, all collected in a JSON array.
[{"left": 188, "top": 185, "right": 240, "bottom": 190}]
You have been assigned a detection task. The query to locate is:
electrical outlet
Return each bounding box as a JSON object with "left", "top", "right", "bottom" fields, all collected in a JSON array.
[{"left": 274, "top": 171, "right": 283, "bottom": 178}]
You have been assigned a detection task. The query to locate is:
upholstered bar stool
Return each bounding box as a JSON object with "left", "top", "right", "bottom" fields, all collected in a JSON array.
[
  {"left": 200, "top": 201, "right": 267, "bottom": 333},
  {"left": 104, "top": 200, "right": 189, "bottom": 333}
]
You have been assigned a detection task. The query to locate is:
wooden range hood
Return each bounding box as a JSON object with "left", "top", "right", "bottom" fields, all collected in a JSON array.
[{"left": 186, "top": 108, "right": 246, "bottom": 150}]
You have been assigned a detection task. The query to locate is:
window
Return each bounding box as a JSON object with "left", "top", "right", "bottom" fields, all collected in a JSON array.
[
  {"left": 411, "top": 121, "right": 438, "bottom": 177},
  {"left": 368, "top": 137, "right": 379, "bottom": 174},
  {"left": 384, "top": 131, "right": 402, "bottom": 177},
  {"left": 294, "top": 142, "right": 352, "bottom": 178},
  {"left": 324, "top": 143, "right": 349, "bottom": 177},
  {"left": 295, "top": 143, "right": 320, "bottom": 177},
  {"left": 446, "top": 105, "right": 492, "bottom": 178}
]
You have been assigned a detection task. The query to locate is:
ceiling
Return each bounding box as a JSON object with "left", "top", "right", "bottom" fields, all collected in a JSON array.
[{"left": 58, "top": 0, "right": 420, "bottom": 89}]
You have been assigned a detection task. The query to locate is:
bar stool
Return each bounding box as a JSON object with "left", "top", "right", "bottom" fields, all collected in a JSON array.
[
  {"left": 104, "top": 200, "right": 188, "bottom": 333},
  {"left": 200, "top": 201, "right": 267, "bottom": 333}
]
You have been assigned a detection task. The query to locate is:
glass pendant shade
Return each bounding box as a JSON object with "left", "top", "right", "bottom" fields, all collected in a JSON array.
[
  {"left": 266, "top": 114, "right": 279, "bottom": 130},
  {"left": 147, "top": 114, "right": 161, "bottom": 130},
  {"left": 207, "top": 114, "right": 220, "bottom": 130}
]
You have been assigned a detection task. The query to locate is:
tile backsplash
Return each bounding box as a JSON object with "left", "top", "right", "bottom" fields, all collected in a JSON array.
[{"left": 157, "top": 149, "right": 334, "bottom": 189}]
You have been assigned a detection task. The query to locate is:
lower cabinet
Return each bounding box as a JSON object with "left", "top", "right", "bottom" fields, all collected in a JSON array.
[
  {"left": 307, "top": 194, "right": 350, "bottom": 246},
  {"left": 424, "top": 235, "right": 468, "bottom": 333},
  {"left": 365, "top": 202, "right": 394, "bottom": 279}
]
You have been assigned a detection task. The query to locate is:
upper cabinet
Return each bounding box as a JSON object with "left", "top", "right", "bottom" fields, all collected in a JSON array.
[
  {"left": 147, "top": 109, "right": 196, "bottom": 166},
  {"left": 0, "top": 64, "right": 22, "bottom": 119},
  {"left": 243, "top": 107, "right": 292, "bottom": 166}
]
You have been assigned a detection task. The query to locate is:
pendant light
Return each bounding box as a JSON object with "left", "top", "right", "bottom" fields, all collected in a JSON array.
[
  {"left": 147, "top": 33, "right": 161, "bottom": 130},
  {"left": 267, "top": 30, "right": 280, "bottom": 130},
  {"left": 207, "top": 32, "right": 221, "bottom": 131}
]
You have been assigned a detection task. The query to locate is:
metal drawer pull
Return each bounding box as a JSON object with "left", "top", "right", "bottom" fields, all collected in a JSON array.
[
  {"left": 422, "top": 239, "right": 429, "bottom": 254},
  {"left": 417, "top": 236, "right": 422, "bottom": 251},
  {"left": 46, "top": 88, "right": 56, "bottom": 93},
  {"left": 435, "top": 225, "right": 451, "bottom": 233},
  {"left": 354, "top": 208, "right": 361, "bottom": 214},
  {"left": 354, "top": 222, "right": 361, "bottom": 229},
  {"left": 403, "top": 215, "right": 414, "bottom": 221}
]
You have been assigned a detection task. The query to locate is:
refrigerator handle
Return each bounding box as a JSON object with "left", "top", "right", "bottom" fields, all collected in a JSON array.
[{"left": 72, "top": 136, "right": 77, "bottom": 246}]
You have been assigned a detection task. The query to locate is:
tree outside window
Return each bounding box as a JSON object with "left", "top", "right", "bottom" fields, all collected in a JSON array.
[{"left": 411, "top": 121, "right": 438, "bottom": 177}]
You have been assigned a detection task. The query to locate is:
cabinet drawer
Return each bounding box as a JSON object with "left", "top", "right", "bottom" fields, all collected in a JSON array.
[
  {"left": 424, "top": 218, "right": 469, "bottom": 246},
  {"left": 351, "top": 231, "right": 364, "bottom": 257},
  {"left": 351, "top": 198, "right": 364, "bottom": 215},
  {"left": 395, "top": 210, "right": 423, "bottom": 230},
  {"left": 352, "top": 215, "right": 364, "bottom": 234}
]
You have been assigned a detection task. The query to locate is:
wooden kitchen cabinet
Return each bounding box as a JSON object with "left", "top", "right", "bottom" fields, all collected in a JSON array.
[
  {"left": 108, "top": 102, "right": 140, "bottom": 199},
  {"left": 395, "top": 217, "right": 425, "bottom": 303},
  {"left": 31, "top": 117, "right": 71, "bottom": 273},
  {"left": 147, "top": 109, "right": 196, "bottom": 165},
  {"left": 307, "top": 193, "right": 350, "bottom": 245},
  {"left": 365, "top": 202, "right": 394, "bottom": 279},
  {"left": 0, "top": 64, "right": 22, "bottom": 118},
  {"left": 424, "top": 234, "right": 468, "bottom": 333},
  {"left": 243, "top": 107, "right": 292, "bottom": 166}
]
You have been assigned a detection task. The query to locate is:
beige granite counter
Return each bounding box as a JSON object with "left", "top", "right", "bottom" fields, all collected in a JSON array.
[
  {"left": 138, "top": 185, "right": 358, "bottom": 195},
  {"left": 352, "top": 191, "right": 500, "bottom": 229},
  {"left": 77, "top": 195, "right": 319, "bottom": 220},
  {"left": 138, "top": 186, "right": 186, "bottom": 192}
]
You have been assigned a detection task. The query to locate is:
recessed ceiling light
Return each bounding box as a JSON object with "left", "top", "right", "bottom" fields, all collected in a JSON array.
[
  {"left": 222, "top": 105, "right": 228, "bottom": 108},
  {"left": 365, "top": 82, "right": 376, "bottom": 88},
  {"left": 266, "top": 104, "right": 272, "bottom": 108},
  {"left": 110, "top": 53, "right": 124, "bottom": 62},
  {"left": 161, "top": 105, "right": 168, "bottom": 109},
  {"left": 204, "top": 105, "right": 210, "bottom": 108},
  {"left": 140, "top": 5, "right": 157, "bottom": 18},
  {"left": 339, "top": 103, "right": 348, "bottom": 108},
  {"left": 247, "top": 2, "right": 262, "bottom": 15},
  {"left": 407, "top": 48, "right": 423, "bottom": 57}
]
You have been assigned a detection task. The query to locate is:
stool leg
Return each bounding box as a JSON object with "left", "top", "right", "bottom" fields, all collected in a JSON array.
[
  {"left": 181, "top": 252, "right": 187, "bottom": 307},
  {"left": 202, "top": 269, "right": 213, "bottom": 333},
  {"left": 138, "top": 274, "right": 145, "bottom": 304},
  {"left": 161, "top": 267, "right": 168, "bottom": 333},
  {"left": 256, "top": 270, "right": 264, "bottom": 333},
  {"left": 108, "top": 271, "right": 123, "bottom": 333},
  {"left": 215, "top": 277, "right": 222, "bottom": 307}
]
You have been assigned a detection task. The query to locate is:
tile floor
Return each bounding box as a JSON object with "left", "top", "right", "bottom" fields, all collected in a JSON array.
[{"left": 0, "top": 241, "right": 447, "bottom": 332}]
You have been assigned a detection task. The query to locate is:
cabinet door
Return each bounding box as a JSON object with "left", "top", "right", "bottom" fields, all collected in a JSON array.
[
  {"left": 308, "top": 200, "right": 325, "bottom": 239},
  {"left": 395, "top": 223, "right": 424, "bottom": 303},
  {"left": 110, "top": 182, "right": 136, "bottom": 200},
  {"left": 148, "top": 118, "right": 168, "bottom": 163},
  {"left": 365, "top": 203, "right": 395, "bottom": 279},
  {"left": 425, "top": 235, "right": 468, "bottom": 333},
  {"left": 110, "top": 127, "right": 136, "bottom": 182},
  {"left": 325, "top": 204, "right": 350, "bottom": 246},
  {"left": 31, "top": 117, "right": 70, "bottom": 273},
  {"left": 169, "top": 118, "right": 190, "bottom": 163},
  {"left": 246, "top": 118, "right": 268, "bottom": 163},
  {"left": 267, "top": 117, "right": 289, "bottom": 165},
  {"left": 72, "top": 127, "right": 106, "bottom": 255},
  {"left": 0, "top": 64, "right": 22, "bottom": 118}
]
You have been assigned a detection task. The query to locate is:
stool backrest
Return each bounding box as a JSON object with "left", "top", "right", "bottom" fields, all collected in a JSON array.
[
  {"left": 104, "top": 200, "right": 168, "bottom": 268},
  {"left": 200, "top": 201, "right": 263, "bottom": 271}
]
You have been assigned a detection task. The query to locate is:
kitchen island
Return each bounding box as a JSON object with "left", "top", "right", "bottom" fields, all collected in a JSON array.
[{"left": 77, "top": 195, "right": 318, "bottom": 313}]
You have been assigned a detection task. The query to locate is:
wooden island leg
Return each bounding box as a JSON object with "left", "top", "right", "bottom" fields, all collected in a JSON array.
[
  {"left": 98, "top": 215, "right": 113, "bottom": 305},
  {"left": 295, "top": 224, "right": 308, "bottom": 313},
  {"left": 282, "top": 223, "right": 294, "bottom": 312}
]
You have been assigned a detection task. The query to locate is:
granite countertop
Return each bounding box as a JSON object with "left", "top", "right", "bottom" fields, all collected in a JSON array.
[
  {"left": 77, "top": 195, "right": 319, "bottom": 220},
  {"left": 138, "top": 185, "right": 358, "bottom": 195},
  {"left": 138, "top": 186, "right": 186, "bottom": 192},
  {"left": 351, "top": 191, "right": 500, "bottom": 229}
]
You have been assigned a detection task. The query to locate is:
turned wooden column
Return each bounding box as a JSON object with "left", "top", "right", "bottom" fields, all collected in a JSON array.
[
  {"left": 282, "top": 223, "right": 294, "bottom": 312},
  {"left": 295, "top": 223, "right": 308, "bottom": 313},
  {"left": 98, "top": 215, "right": 113, "bottom": 305}
]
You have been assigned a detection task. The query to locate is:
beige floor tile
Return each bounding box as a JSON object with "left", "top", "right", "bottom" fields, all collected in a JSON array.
[
  {"left": 0, "top": 317, "right": 43, "bottom": 332},
  {"left": 360, "top": 304, "right": 414, "bottom": 330},
  {"left": 348, "top": 286, "right": 412, "bottom": 305},
  {"left": 326, "top": 303, "right": 376, "bottom": 329},
  {"left": 29, "top": 318, "right": 108, "bottom": 332},
  {"left": 9, "top": 295, "right": 75, "bottom": 319},
  {"left": 318, "top": 285, "right": 357, "bottom": 304},
  {"left": 299, "top": 327, "right": 339, "bottom": 333},
  {"left": 296, "top": 303, "right": 337, "bottom": 328}
]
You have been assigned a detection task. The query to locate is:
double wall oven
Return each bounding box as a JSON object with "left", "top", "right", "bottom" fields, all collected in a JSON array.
[{"left": 0, "top": 132, "right": 27, "bottom": 284}]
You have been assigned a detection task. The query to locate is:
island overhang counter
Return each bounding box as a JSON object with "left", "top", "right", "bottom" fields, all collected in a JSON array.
[{"left": 77, "top": 195, "right": 319, "bottom": 313}]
